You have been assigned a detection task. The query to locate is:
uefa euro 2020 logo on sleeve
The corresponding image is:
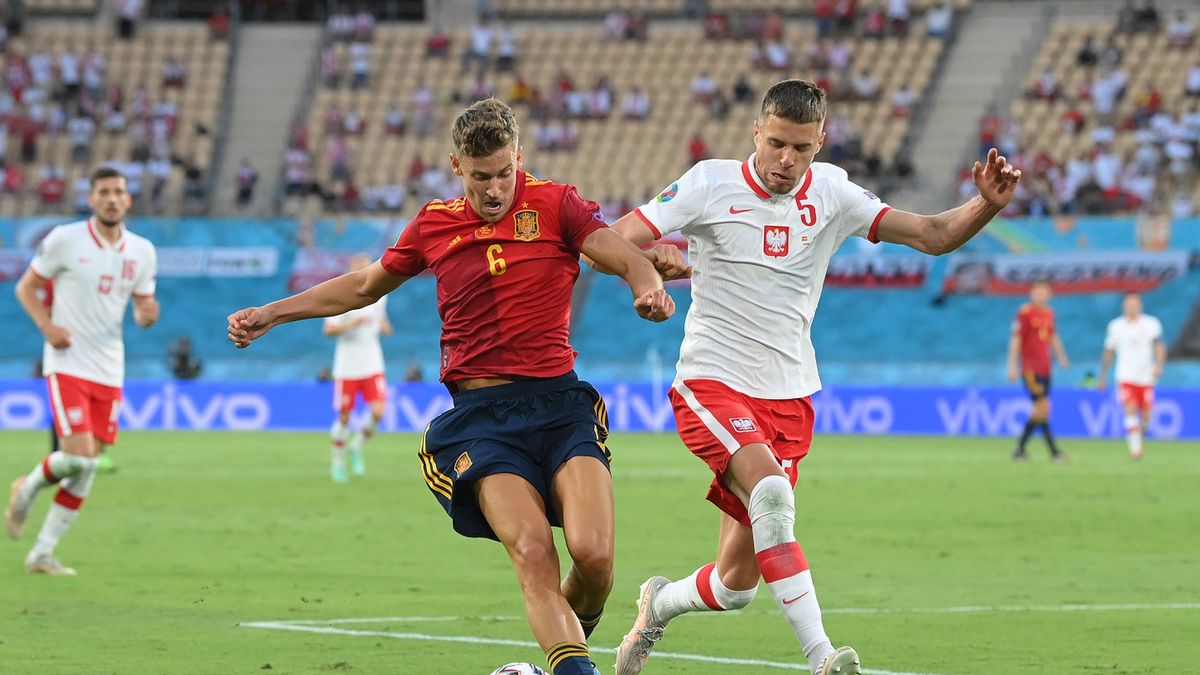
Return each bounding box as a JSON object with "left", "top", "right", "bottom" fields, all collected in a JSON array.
[{"left": 656, "top": 183, "right": 678, "bottom": 203}]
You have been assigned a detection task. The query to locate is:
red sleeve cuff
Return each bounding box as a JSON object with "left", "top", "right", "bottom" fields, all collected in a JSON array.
[
  {"left": 633, "top": 207, "right": 662, "bottom": 240},
  {"left": 867, "top": 206, "right": 892, "bottom": 244},
  {"left": 133, "top": 293, "right": 155, "bottom": 299}
]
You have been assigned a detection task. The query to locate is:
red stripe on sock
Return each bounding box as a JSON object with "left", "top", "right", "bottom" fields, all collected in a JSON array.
[
  {"left": 53, "top": 488, "right": 84, "bottom": 510},
  {"left": 694, "top": 562, "right": 723, "bottom": 611},
  {"left": 41, "top": 456, "right": 59, "bottom": 483},
  {"left": 755, "top": 542, "right": 809, "bottom": 583}
]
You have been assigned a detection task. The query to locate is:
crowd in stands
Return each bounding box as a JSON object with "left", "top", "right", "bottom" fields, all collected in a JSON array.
[
  {"left": 1, "top": 6, "right": 227, "bottom": 216},
  {"left": 973, "top": 4, "right": 1198, "bottom": 218},
  {"left": 294, "top": 2, "right": 954, "bottom": 218}
]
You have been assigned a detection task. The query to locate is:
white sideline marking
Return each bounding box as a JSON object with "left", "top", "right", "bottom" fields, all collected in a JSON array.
[
  {"left": 240, "top": 605, "right": 1200, "bottom": 674},
  {"left": 240, "top": 618, "right": 941, "bottom": 675},
  {"left": 824, "top": 602, "right": 1200, "bottom": 615}
]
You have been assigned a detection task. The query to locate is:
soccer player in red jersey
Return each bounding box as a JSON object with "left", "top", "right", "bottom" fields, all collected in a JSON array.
[
  {"left": 227, "top": 99, "right": 675, "bottom": 675},
  {"left": 6, "top": 166, "right": 159, "bottom": 575},
  {"left": 1007, "top": 279, "right": 1070, "bottom": 461}
]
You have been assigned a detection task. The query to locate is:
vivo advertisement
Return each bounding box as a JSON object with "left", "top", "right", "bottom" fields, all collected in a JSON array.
[{"left": 0, "top": 381, "right": 1197, "bottom": 440}]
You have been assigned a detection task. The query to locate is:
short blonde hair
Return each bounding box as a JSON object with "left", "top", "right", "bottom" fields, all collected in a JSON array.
[{"left": 451, "top": 98, "right": 520, "bottom": 158}]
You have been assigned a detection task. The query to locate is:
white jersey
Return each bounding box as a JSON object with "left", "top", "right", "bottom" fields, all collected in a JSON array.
[
  {"left": 30, "top": 219, "right": 157, "bottom": 388},
  {"left": 326, "top": 296, "right": 388, "bottom": 380},
  {"left": 637, "top": 156, "right": 891, "bottom": 399},
  {"left": 1104, "top": 313, "right": 1163, "bottom": 386}
]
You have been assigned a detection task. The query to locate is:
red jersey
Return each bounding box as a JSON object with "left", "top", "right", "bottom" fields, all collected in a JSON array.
[
  {"left": 381, "top": 172, "right": 605, "bottom": 384},
  {"left": 1013, "top": 303, "right": 1055, "bottom": 376}
]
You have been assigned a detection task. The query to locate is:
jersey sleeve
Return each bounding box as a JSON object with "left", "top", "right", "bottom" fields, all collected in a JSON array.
[
  {"left": 632, "top": 162, "right": 711, "bottom": 239},
  {"left": 381, "top": 212, "right": 427, "bottom": 276},
  {"left": 28, "top": 227, "right": 65, "bottom": 280},
  {"left": 1149, "top": 317, "right": 1163, "bottom": 341},
  {"left": 558, "top": 185, "right": 607, "bottom": 251},
  {"left": 1104, "top": 319, "right": 1117, "bottom": 350},
  {"left": 828, "top": 175, "right": 892, "bottom": 243},
  {"left": 134, "top": 244, "right": 157, "bottom": 297}
]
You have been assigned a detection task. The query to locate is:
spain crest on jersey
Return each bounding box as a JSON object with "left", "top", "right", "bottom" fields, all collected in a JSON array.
[
  {"left": 454, "top": 451, "right": 473, "bottom": 476},
  {"left": 764, "top": 225, "right": 790, "bottom": 257},
  {"left": 513, "top": 209, "right": 540, "bottom": 241}
]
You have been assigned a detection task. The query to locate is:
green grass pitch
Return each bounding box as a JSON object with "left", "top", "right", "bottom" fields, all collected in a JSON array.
[{"left": 1, "top": 430, "right": 1198, "bottom": 674}]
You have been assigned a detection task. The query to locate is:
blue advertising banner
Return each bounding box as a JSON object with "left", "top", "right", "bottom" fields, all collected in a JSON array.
[{"left": 0, "top": 381, "right": 1196, "bottom": 440}]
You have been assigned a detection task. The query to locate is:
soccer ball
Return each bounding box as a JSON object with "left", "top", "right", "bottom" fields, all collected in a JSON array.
[{"left": 489, "top": 664, "right": 549, "bottom": 675}]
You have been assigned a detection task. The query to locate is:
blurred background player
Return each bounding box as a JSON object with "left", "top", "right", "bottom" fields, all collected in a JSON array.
[
  {"left": 1007, "top": 279, "right": 1070, "bottom": 462},
  {"left": 227, "top": 98, "right": 676, "bottom": 675},
  {"left": 603, "top": 79, "right": 1021, "bottom": 675},
  {"left": 1099, "top": 292, "right": 1165, "bottom": 460},
  {"left": 5, "top": 166, "right": 158, "bottom": 575},
  {"left": 322, "top": 254, "right": 393, "bottom": 483}
]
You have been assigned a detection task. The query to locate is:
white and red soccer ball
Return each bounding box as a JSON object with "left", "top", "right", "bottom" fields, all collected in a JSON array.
[{"left": 490, "top": 664, "right": 548, "bottom": 675}]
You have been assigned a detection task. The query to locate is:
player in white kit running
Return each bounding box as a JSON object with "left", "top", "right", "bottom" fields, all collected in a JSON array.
[
  {"left": 5, "top": 166, "right": 158, "bottom": 575},
  {"left": 323, "top": 254, "right": 393, "bottom": 483},
  {"left": 603, "top": 80, "right": 1022, "bottom": 675},
  {"left": 1099, "top": 292, "right": 1165, "bottom": 460}
]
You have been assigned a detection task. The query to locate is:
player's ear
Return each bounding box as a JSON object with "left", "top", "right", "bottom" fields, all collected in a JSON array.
[
  {"left": 515, "top": 145, "right": 523, "bottom": 170},
  {"left": 449, "top": 153, "right": 462, "bottom": 177},
  {"left": 816, "top": 130, "right": 826, "bottom": 152}
]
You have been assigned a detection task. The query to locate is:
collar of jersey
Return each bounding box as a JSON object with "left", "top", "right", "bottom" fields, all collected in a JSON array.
[
  {"left": 743, "top": 154, "right": 812, "bottom": 201},
  {"left": 462, "top": 170, "right": 529, "bottom": 223},
  {"left": 86, "top": 218, "right": 127, "bottom": 252}
]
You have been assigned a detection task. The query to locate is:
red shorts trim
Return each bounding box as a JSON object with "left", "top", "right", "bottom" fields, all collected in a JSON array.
[
  {"left": 333, "top": 374, "right": 387, "bottom": 413},
  {"left": 669, "top": 379, "right": 814, "bottom": 527},
  {"left": 1117, "top": 382, "right": 1154, "bottom": 412},
  {"left": 46, "top": 373, "right": 122, "bottom": 444}
]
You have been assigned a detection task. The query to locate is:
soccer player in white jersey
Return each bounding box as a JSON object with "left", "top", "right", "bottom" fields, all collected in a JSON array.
[
  {"left": 323, "top": 254, "right": 393, "bottom": 483},
  {"left": 1099, "top": 292, "right": 1165, "bottom": 460},
  {"left": 603, "top": 80, "right": 1022, "bottom": 675},
  {"left": 5, "top": 166, "right": 158, "bottom": 575}
]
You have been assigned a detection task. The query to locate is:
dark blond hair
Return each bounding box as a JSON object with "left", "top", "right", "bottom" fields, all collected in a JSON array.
[
  {"left": 451, "top": 98, "right": 520, "bottom": 158},
  {"left": 760, "top": 79, "right": 827, "bottom": 125}
]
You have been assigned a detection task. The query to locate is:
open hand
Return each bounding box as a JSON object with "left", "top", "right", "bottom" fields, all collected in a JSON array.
[
  {"left": 974, "top": 148, "right": 1022, "bottom": 209},
  {"left": 634, "top": 288, "right": 674, "bottom": 322},
  {"left": 227, "top": 307, "right": 273, "bottom": 348}
]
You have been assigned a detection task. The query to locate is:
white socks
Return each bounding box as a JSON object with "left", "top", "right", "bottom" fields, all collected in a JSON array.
[
  {"left": 652, "top": 562, "right": 758, "bottom": 622},
  {"left": 29, "top": 456, "right": 98, "bottom": 558},
  {"left": 20, "top": 453, "right": 94, "bottom": 503},
  {"left": 1125, "top": 414, "right": 1143, "bottom": 458},
  {"left": 749, "top": 475, "right": 833, "bottom": 674},
  {"left": 351, "top": 415, "right": 380, "bottom": 449},
  {"left": 330, "top": 420, "right": 350, "bottom": 466}
]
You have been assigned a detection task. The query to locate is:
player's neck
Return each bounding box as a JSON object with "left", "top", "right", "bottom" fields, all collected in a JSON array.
[{"left": 92, "top": 218, "right": 124, "bottom": 244}]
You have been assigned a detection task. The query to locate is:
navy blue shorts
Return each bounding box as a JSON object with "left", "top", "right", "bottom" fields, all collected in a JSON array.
[
  {"left": 418, "top": 371, "right": 611, "bottom": 541},
  {"left": 1023, "top": 371, "right": 1051, "bottom": 401}
]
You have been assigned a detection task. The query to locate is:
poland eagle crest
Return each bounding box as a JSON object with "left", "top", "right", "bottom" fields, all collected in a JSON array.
[{"left": 763, "top": 225, "right": 789, "bottom": 257}]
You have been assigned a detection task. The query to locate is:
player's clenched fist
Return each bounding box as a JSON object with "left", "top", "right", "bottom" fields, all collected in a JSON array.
[
  {"left": 634, "top": 288, "right": 674, "bottom": 322},
  {"left": 227, "top": 306, "right": 273, "bottom": 348},
  {"left": 648, "top": 244, "right": 692, "bottom": 281}
]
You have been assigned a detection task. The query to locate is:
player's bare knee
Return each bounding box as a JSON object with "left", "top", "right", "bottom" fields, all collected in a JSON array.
[
  {"left": 507, "top": 534, "right": 559, "bottom": 581},
  {"left": 567, "top": 543, "right": 613, "bottom": 588}
]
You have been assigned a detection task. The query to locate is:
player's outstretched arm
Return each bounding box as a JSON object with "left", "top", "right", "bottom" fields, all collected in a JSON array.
[
  {"left": 228, "top": 260, "right": 408, "bottom": 348},
  {"left": 580, "top": 228, "right": 675, "bottom": 322},
  {"left": 15, "top": 268, "right": 71, "bottom": 348},
  {"left": 875, "top": 148, "right": 1022, "bottom": 255}
]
